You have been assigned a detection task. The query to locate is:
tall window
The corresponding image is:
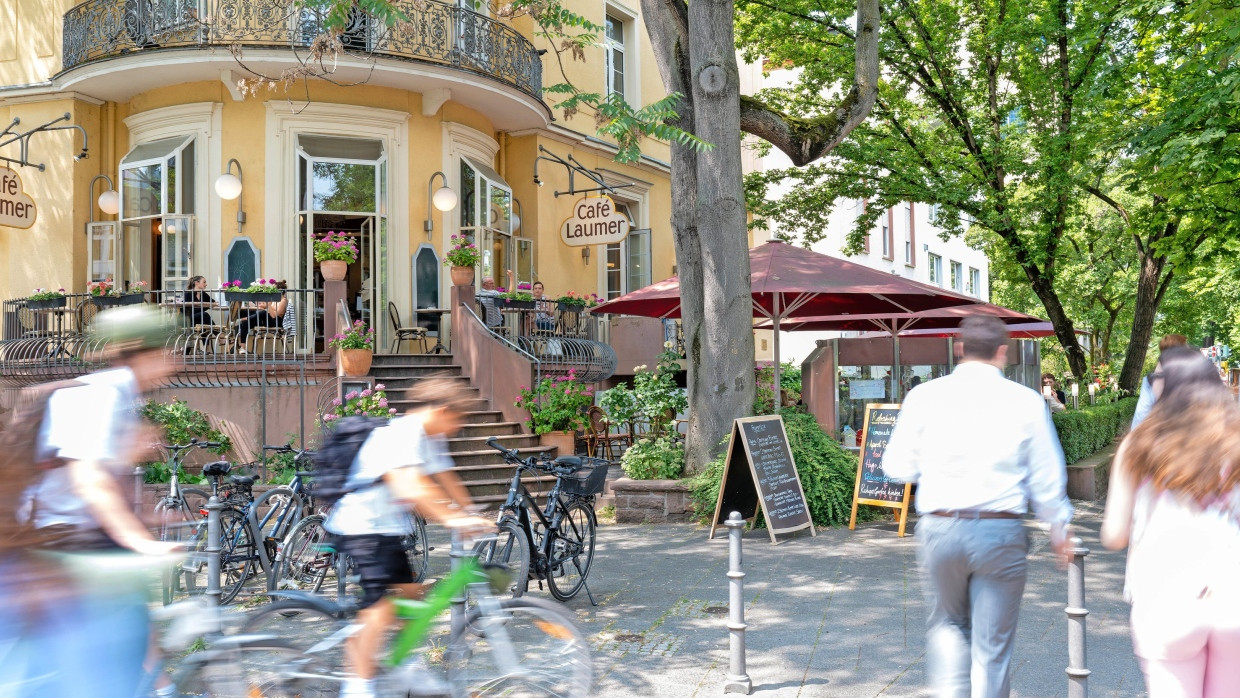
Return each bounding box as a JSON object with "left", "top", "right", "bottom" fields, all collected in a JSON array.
[
  {"left": 969, "top": 267, "right": 982, "bottom": 297},
  {"left": 458, "top": 157, "right": 513, "bottom": 286},
  {"left": 604, "top": 202, "right": 651, "bottom": 299},
  {"left": 928, "top": 253, "right": 943, "bottom": 286},
  {"left": 950, "top": 260, "right": 962, "bottom": 291},
  {"left": 881, "top": 217, "right": 891, "bottom": 259},
  {"left": 117, "top": 135, "right": 197, "bottom": 291},
  {"left": 903, "top": 202, "right": 914, "bottom": 266},
  {"left": 604, "top": 13, "right": 627, "bottom": 98}
]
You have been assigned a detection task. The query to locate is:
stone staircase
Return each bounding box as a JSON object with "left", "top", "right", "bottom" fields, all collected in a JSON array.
[{"left": 368, "top": 354, "right": 558, "bottom": 508}]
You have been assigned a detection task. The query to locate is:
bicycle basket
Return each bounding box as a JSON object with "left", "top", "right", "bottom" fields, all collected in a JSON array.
[{"left": 559, "top": 458, "right": 609, "bottom": 497}]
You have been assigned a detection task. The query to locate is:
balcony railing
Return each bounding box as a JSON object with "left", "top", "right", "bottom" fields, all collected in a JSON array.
[
  {"left": 61, "top": 0, "right": 543, "bottom": 98},
  {"left": 474, "top": 299, "right": 617, "bottom": 382}
]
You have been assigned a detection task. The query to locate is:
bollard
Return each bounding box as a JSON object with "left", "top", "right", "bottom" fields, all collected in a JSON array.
[
  {"left": 724, "top": 511, "right": 752, "bottom": 695},
  {"left": 1066, "top": 536, "right": 1090, "bottom": 698},
  {"left": 133, "top": 466, "right": 144, "bottom": 516},
  {"left": 205, "top": 495, "right": 223, "bottom": 607},
  {"left": 449, "top": 529, "right": 467, "bottom": 640}
]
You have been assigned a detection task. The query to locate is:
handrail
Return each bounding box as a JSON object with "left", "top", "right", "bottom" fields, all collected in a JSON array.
[{"left": 461, "top": 302, "right": 541, "bottom": 391}]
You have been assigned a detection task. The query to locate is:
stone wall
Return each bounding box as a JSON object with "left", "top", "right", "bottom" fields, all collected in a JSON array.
[{"left": 612, "top": 477, "right": 692, "bottom": 524}]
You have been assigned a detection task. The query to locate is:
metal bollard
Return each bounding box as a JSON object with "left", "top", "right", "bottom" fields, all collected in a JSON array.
[
  {"left": 205, "top": 495, "right": 223, "bottom": 607},
  {"left": 1066, "top": 536, "right": 1090, "bottom": 698},
  {"left": 133, "top": 466, "right": 144, "bottom": 516},
  {"left": 449, "top": 530, "right": 467, "bottom": 640},
  {"left": 724, "top": 511, "right": 752, "bottom": 695}
]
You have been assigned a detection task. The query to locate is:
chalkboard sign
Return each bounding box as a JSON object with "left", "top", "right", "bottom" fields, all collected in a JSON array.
[
  {"left": 708, "top": 416, "right": 816, "bottom": 544},
  {"left": 849, "top": 403, "right": 914, "bottom": 537}
]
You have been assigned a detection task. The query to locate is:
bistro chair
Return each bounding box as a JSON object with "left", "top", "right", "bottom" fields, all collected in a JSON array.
[
  {"left": 389, "top": 301, "right": 428, "bottom": 354},
  {"left": 585, "top": 405, "right": 629, "bottom": 461}
]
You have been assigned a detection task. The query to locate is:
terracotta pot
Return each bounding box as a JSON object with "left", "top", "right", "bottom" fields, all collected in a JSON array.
[
  {"left": 538, "top": 430, "right": 577, "bottom": 457},
  {"left": 450, "top": 266, "right": 474, "bottom": 286},
  {"left": 320, "top": 260, "right": 348, "bottom": 282},
  {"left": 339, "top": 348, "right": 374, "bottom": 376}
]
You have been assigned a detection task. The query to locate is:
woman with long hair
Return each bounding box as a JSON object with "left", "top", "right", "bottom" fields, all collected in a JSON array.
[{"left": 1102, "top": 345, "right": 1240, "bottom": 697}]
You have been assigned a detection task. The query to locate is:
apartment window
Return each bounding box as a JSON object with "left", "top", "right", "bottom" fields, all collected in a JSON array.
[
  {"left": 929, "top": 203, "right": 941, "bottom": 225},
  {"left": 950, "top": 260, "right": 963, "bottom": 292},
  {"left": 968, "top": 267, "right": 982, "bottom": 297},
  {"left": 118, "top": 135, "right": 197, "bottom": 291},
  {"left": 604, "top": 14, "right": 627, "bottom": 99},
  {"left": 604, "top": 202, "right": 651, "bottom": 298},
  {"left": 928, "top": 253, "right": 943, "bottom": 286},
  {"left": 856, "top": 198, "right": 870, "bottom": 253},
  {"left": 903, "top": 202, "right": 914, "bottom": 266}
]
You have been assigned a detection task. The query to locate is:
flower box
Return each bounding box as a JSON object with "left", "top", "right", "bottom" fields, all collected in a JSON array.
[
  {"left": 504, "top": 299, "right": 536, "bottom": 310},
  {"left": 558, "top": 302, "right": 587, "bottom": 312},
  {"left": 225, "top": 291, "right": 282, "bottom": 303},
  {"left": 92, "top": 293, "right": 145, "bottom": 307},
  {"left": 26, "top": 297, "right": 66, "bottom": 310}
]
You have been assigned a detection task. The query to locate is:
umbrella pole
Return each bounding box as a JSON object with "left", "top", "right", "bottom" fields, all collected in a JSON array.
[{"left": 772, "top": 294, "right": 781, "bottom": 411}]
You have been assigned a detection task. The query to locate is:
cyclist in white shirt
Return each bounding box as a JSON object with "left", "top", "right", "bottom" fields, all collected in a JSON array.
[{"left": 325, "top": 377, "right": 491, "bottom": 698}]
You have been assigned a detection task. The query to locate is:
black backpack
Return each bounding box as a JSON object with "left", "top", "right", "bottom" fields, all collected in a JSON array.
[{"left": 312, "top": 416, "right": 390, "bottom": 508}]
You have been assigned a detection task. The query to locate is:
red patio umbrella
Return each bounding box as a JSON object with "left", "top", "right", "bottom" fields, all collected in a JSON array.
[
  {"left": 591, "top": 240, "right": 983, "bottom": 396},
  {"left": 856, "top": 322, "right": 1066, "bottom": 339},
  {"left": 765, "top": 301, "right": 1045, "bottom": 334}
]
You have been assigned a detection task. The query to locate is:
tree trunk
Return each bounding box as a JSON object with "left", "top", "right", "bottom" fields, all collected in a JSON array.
[
  {"left": 1025, "top": 270, "right": 1089, "bottom": 378},
  {"left": 684, "top": 0, "right": 755, "bottom": 473},
  {"left": 1119, "top": 243, "right": 1171, "bottom": 393}
]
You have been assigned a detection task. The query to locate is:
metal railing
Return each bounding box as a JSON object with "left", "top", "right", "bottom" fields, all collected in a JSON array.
[
  {"left": 475, "top": 299, "right": 617, "bottom": 382},
  {"left": 0, "top": 288, "right": 328, "bottom": 388},
  {"left": 61, "top": 0, "right": 543, "bottom": 98}
]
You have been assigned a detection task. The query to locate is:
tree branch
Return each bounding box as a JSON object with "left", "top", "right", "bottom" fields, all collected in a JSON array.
[{"left": 1079, "top": 183, "right": 1131, "bottom": 225}]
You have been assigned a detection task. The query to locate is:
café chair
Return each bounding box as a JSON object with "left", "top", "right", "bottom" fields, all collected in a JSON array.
[
  {"left": 585, "top": 405, "right": 629, "bottom": 461},
  {"left": 389, "top": 301, "right": 428, "bottom": 354}
]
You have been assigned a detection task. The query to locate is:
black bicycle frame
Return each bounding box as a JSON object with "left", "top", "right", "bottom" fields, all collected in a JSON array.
[{"left": 498, "top": 462, "right": 568, "bottom": 576}]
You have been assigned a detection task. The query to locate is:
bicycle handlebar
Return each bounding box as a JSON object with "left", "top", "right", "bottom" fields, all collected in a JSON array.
[
  {"left": 485, "top": 436, "right": 577, "bottom": 474},
  {"left": 160, "top": 440, "right": 221, "bottom": 451}
]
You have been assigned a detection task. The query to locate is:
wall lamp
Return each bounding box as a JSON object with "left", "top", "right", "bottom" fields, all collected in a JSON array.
[
  {"left": 511, "top": 197, "right": 522, "bottom": 234},
  {"left": 215, "top": 158, "right": 245, "bottom": 235},
  {"left": 89, "top": 174, "right": 119, "bottom": 221},
  {"left": 424, "top": 171, "right": 459, "bottom": 237},
  {"left": 581, "top": 247, "right": 590, "bottom": 265}
]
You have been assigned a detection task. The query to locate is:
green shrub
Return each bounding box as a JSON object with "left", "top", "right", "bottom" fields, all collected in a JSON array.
[
  {"left": 687, "top": 407, "right": 877, "bottom": 528},
  {"left": 1052, "top": 397, "right": 1137, "bottom": 464},
  {"left": 139, "top": 398, "right": 232, "bottom": 456},
  {"left": 620, "top": 434, "right": 685, "bottom": 479}
]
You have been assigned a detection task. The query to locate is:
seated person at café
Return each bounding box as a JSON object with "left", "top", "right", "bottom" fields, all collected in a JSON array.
[
  {"left": 182, "top": 275, "right": 216, "bottom": 326},
  {"left": 233, "top": 281, "right": 295, "bottom": 353},
  {"left": 531, "top": 281, "right": 555, "bottom": 332},
  {"left": 475, "top": 270, "right": 513, "bottom": 329}
]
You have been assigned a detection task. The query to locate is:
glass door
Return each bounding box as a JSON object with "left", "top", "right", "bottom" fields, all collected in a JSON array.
[
  {"left": 87, "top": 222, "right": 119, "bottom": 285},
  {"left": 160, "top": 215, "right": 194, "bottom": 291}
]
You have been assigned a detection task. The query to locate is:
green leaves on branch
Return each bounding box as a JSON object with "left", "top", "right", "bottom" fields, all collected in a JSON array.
[{"left": 545, "top": 88, "right": 712, "bottom": 163}]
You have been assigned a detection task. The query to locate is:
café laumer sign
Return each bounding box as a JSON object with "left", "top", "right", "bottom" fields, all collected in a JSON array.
[
  {"left": 0, "top": 167, "right": 36, "bottom": 230},
  {"left": 559, "top": 195, "right": 630, "bottom": 247}
]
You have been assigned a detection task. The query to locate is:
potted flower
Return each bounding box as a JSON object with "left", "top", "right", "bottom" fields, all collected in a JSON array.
[
  {"left": 501, "top": 282, "right": 536, "bottom": 309},
  {"left": 314, "top": 231, "right": 358, "bottom": 282},
  {"left": 330, "top": 319, "right": 376, "bottom": 376},
  {"left": 514, "top": 369, "right": 595, "bottom": 455},
  {"left": 323, "top": 383, "right": 397, "bottom": 423},
  {"left": 555, "top": 291, "right": 603, "bottom": 312},
  {"left": 26, "top": 288, "right": 67, "bottom": 310},
  {"left": 443, "top": 235, "right": 480, "bottom": 286},
  {"left": 124, "top": 280, "right": 150, "bottom": 305},
  {"left": 224, "top": 278, "right": 282, "bottom": 303}
]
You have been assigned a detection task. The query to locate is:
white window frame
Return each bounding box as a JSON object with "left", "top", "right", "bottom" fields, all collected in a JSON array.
[
  {"left": 604, "top": 4, "right": 639, "bottom": 103},
  {"left": 969, "top": 267, "right": 982, "bottom": 297},
  {"left": 881, "top": 219, "right": 891, "bottom": 259},
  {"left": 950, "top": 260, "right": 963, "bottom": 292},
  {"left": 903, "top": 202, "right": 913, "bottom": 265},
  {"left": 928, "top": 253, "right": 943, "bottom": 286}
]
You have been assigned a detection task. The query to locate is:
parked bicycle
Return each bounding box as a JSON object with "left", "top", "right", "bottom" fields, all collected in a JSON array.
[
  {"left": 153, "top": 438, "right": 223, "bottom": 604},
  {"left": 238, "top": 532, "right": 594, "bottom": 697},
  {"left": 476, "top": 437, "right": 606, "bottom": 603}
]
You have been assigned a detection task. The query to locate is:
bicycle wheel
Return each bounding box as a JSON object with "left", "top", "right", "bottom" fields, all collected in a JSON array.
[
  {"left": 172, "top": 638, "right": 336, "bottom": 697},
  {"left": 447, "top": 596, "right": 594, "bottom": 698},
  {"left": 473, "top": 517, "right": 530, "bottom": 598},
  {"left": 273, "top": 514, "right": 332, "bottom": 593},
  {"left": 185, "top": 508, "right": 256, "bottom": 604},
  {"left": 239, "top": 598, "right": 349, "bottom": 670},
  {"left": 403, "top": 511, "right": 430, "bottom": 584},
  {"left": 546, "top": 500, "right": 596, "bottom": 602}
]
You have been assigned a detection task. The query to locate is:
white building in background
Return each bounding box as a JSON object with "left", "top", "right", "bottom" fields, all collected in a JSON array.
[{"left": 740, "top": 60, "right": 990, "bottom": 366}]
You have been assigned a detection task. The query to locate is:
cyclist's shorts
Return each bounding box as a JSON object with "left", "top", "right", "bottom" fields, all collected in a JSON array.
[{"left": 339, "top": 534, "right": 414, "bottom": 609}]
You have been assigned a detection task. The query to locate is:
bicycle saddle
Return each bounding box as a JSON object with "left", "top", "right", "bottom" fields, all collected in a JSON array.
[
  {"left": 552, "top": 456, "right": 582, "bottom": 468},
  {"left": 201, "top": 461, "right": 232, "bottom": 476},
  {"left": 229, "top": 475, "right": 254, "bottom": 487}
]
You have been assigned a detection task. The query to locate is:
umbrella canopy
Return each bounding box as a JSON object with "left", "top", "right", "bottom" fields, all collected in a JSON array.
[
  {"left": 763, "top": 302, "right": 1045, "bottom": 334},
  {"left": 855, "top": 322, "right": 1073, "bottom": 339},
  {"left": 591, "top": 240, "right": 984, "bottom": 397}
]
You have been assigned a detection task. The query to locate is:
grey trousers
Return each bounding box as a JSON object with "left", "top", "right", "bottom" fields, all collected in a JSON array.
[{"left": 916, "top": 515, "right": 1029, "bottom": 698}]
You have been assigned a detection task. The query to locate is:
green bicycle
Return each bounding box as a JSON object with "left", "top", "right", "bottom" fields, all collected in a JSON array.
[{"left": 237, "top": 539, "right": 594, "bottom": 697}]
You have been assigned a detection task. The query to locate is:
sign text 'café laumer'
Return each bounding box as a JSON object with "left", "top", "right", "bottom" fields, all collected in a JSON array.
[
  {"left": 0, "top": 167, "right": 37, "bottom": 230},
  {"left": 559, "top": 195, "right": 630, "bottom": 247}
]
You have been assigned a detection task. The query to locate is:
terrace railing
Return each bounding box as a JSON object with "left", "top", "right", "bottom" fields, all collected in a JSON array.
[{"left": 473, "top": 299, "right": 617, "bottom": 382}]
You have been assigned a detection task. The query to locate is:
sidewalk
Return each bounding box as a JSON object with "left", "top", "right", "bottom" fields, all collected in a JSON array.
[{"left": 547, "top": 501, "right": 1146, "bottom": 697}]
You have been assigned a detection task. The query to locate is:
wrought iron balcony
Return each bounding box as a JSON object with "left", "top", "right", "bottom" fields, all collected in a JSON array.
[{"left": 61, "top": 0, "right": 542, "bottom": 98}]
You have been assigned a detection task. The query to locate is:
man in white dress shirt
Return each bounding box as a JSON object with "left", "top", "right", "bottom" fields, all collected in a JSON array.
[{"left": 884, "top": 316, "right": 1074, "bottom": 698}]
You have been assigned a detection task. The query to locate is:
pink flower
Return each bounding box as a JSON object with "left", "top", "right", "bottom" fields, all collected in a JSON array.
[
  {"left": 324, "top": 413, "right": 337, "bottom": 422},
  {"left": 332, "top": 398, "right": 342, "bottom": 406},
  {"left": 346, "top": 391, "right": 359, "bottom": 399},
  {"left": 374, "top": 383, "right": 385, "bottom": 390},
  {"left": 388, "top": 408, "right": 397, "bottom": 415},
  {"left": 361, "top": 389, "right": 372, "bottom": 397},
  {"left": 378, "top": 398, "right": 388, "bottom": 407}
]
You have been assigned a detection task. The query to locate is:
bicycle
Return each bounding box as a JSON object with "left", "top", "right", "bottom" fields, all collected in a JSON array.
[
  {"left": 152, "top": 438, "right": 223, "bottom": 603},
  {"left": 475, "top": 437, "right": 606, "bottom": 603},
  {"left": 238, "top": 532, "right": 594, "bottom": 697}
]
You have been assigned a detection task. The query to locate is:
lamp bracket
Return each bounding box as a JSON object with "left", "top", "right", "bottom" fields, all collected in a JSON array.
[
  {"left": 534, "top": 145, "right": 633, "bottom": 199},
  {"left": 0, "top": 113, "right": 89, "bottom": 171}
]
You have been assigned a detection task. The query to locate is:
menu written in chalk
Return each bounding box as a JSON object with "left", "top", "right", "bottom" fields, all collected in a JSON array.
[
  {"left": 849, "top": 403, "right": 914, "bottom": 537},
  {"left": 708, "top": 416, "right": 816, "bottom": 544}
]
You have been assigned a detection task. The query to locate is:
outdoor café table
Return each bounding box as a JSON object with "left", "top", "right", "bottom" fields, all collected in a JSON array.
[
  {"left": 35, "top": 306, "right": 74, "bottom": 358},
  {"left": 414, "top": 308, "right": 450, "bottom": 354}
]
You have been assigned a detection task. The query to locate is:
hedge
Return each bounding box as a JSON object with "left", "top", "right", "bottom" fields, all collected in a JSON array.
[
  {"left": 1051, "top": 397, "right": 1137, "bottom": 464},
  {"left": 687, "top": 406, "right": 881, "bottom": 528}
]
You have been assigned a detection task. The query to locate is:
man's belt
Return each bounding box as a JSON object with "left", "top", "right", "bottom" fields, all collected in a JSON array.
[{"left": 928, "top": 509, "right": 1022, "bottom": 520}]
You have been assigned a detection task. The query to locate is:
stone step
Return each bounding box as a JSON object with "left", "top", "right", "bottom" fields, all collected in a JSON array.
[
  {"left": 389, "top": 397, "right": 490, "bottom": 413},
  {"left": 459, "top": 421, "right": 523, "bottom": 437},
  {"left": 443, "top": 433, "right": 539, "bottom": 454},
  {"left": 370, "top": 353, "right": 456, "bottom": 367},
  {"left": 371, "top": 374, "right": 469, "bottom": 389},
  {"left": 459, "top": 410, "right": 505, "bottom": 425},
  {"left": 369, "top": 365, "right": 463, "bottom": 378},
  {"left": 449, "top": 446, "right": 551, "bottom": 468}
]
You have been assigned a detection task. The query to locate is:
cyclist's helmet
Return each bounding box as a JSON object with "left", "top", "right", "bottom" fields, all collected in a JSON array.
[{"left": 89, "top": 306, "right": 177, "bottom": 354}]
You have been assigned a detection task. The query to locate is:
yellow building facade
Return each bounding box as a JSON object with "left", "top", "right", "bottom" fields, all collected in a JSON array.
[{"left": 0, "top": 0, "right": 673, "bottom": 353}]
